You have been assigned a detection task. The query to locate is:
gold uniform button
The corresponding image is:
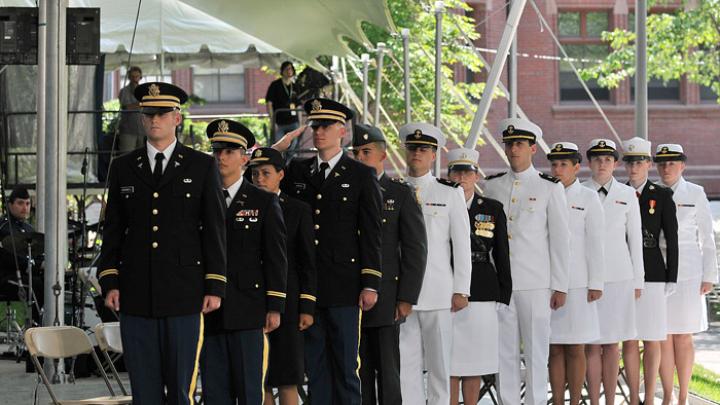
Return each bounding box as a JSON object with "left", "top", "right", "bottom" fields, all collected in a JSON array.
[
  {"left": 508, "top": 234, "right": 512, "bottom": 240},
  {"left": 314, "top": 224, "right": 320, "bottom": 230},
  {"left": 152, "top": 209, "right": 158, "bottom": 215},
  {"left": 196, "top": 261, "right": 201, "bottom": 265},
  {"left": 382, "top": 218, "right": 387, "bottom": 223},
  {"left": 316, "top": 194, "right": 322, "bottom": 200},
  {"left": 245, "top": 225, "right": 250, "bottom": 229},
  {"left": 351, "top": 258, "right": 355, "bottom": 263},
  {"left": 255, "top": 283, "right": 259, "bottom": 288},
  {"left": 153, "top": 192, "right": 159, "bottom": 198},
  {"left": 395, "top": 276, "right": 399, "bottom": 281},
  {"left": 511, "top": 197, "right": 517, "bottom": 203},
  {"left": 314, "top": 239, "right": 319, "bottom": 246},
  {"left": 314, "top": 209, "right": 320, "bottom": 215},
  {"left": 152, "top": 242, "right": 158, "bottom": 248},
  {"left": 152, "top": 226, "right": 159, "bottom": 232},
  {"left": 342, "top": 197, "right": 347, "bottom": 201},
  {"left": 186, "top": 193, "right": 191, "bottom": 198}
]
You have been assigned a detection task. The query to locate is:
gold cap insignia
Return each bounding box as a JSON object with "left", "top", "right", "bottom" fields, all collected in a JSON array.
[
  {"left": 218, "top": 120, "right": 229, "bottom": 133},
  {"left": 255, "top": 149, "right": 262, "bottom": 157},
  {"left": 555, "top": 144, "right": 563, "bottom": 151},
  {"left": 507, "top": 125, "right": 515, "bottom": 134},
  {"left": 148, "top": 84, "right": 161, "bottom": 97},
  {"left": 598, "top": 140, "right": 606, "bottom": 147},
  {"left": 311, "top": 99, "right": 322, "bottom": 112},
  {"left": 628, "top": 144, "right": 636, "bottom": 151},
  {"left": 363, "top": 134, "right": 369, "bottom": 140},
  {"left": 661, "top": 146, "right": 669, "bottom": 153},
  {"left": 414, "top": 129, "right": 422, "bottom": 139},
  {"left": 460, "top": 153, "right": 468, "bottom": 159}
]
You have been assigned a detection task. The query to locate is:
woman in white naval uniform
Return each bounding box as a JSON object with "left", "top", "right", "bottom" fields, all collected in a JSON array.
[
  {"left": 582, "top": 139, "right": 644, "bottom": 405},
  {"left": 655, "top": 144, "right": 719, "bottom": 405},
  {"left": 399, "top": 123, "right": 473, "bottom": 405},
  {"left": 546, "top": 142, "right": 605, "bottom": 405}
]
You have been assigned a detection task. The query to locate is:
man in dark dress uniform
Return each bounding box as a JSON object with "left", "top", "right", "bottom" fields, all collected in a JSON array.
[
  {"left": 0, "top": 187, "right": 35, "bottom": 278},
  {"left": 621, "top": 137, "right": 679, "bottom": 405},
  {"left": 98, "top": 82, "right": 227, "bottom": 405},
  {"left": 248, "top": 147, "right": 317, "bottom": 405},
  {"left": 200, "top": 120, "right": 288, "bottom": 405},
  {"left": 273, "top": 98, "right": 383, "bottom": 405},
  {"left": 351, "top": 124, "right": 428, "bottom": 405}
]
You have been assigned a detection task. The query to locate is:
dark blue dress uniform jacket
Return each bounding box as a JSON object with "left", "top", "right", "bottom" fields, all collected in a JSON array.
[
  {"left": 281, "top": 153, "right": 383, "bottom": 307},
  {"left": 205, "top": 180, "right": 288, "bottom": 332},
  {"left": 98, "top": 142, "right": 227, "bottom": 317}
]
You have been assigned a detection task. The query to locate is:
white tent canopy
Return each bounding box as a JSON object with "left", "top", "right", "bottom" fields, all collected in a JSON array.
[
  {"left": 181, "top": 0, "right": 395, "bottom": 68},
  {"left": 1, "top": 0, "right": 283, "bottom": 69}
]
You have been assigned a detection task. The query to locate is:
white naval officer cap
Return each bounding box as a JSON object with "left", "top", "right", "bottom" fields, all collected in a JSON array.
[
  {"left": 498, "top": 118, "right": 543, "bottom": 144},
  {"left": 447, "top": 147, "right": 480, "bottom": 172},
  {"left": 654, "top": 143, "right": 687, "bottom": 162},
  {"left": 546, "top": 141, "right": 582, "bottom": 162},
  {"left": 622, "top": 137, "right": 652, "bottom": 162},
  {"left": 400, "top": 122, "right": 446, "bottom": 149},
  {"left": 586, "top": 138, "right": 619, "bottom": 160}
]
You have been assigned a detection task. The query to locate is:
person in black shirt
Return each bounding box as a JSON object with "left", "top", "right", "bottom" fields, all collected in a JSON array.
[{"left": 266, "top": 61, "right": 300, "bottom": 145}]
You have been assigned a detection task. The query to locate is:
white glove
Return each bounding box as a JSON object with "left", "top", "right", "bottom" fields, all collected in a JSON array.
[
  {"left": 665, "top": 282, "right": 677, "bottom": 297},
  {"left": 496, "top": 302, "right": 510, "bottom": 311}
]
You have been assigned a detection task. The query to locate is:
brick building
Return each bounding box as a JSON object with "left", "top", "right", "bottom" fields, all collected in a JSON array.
[{"left": 106, "top": 0, "right": 720, "bottom": 196}]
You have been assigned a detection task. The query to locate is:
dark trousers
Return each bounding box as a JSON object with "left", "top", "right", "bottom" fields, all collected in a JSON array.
[
  {"left": 200, "top": 328, "right": 265, "bottom": 405},
  {"left": 359, "top": 324, "right": 401, "bottom": 405},
  {"left": 120, "top": 312, "right": 202, "bottom": 405},
  {"left": 305, "top": 305, "right": 361, "bottom": 405}
]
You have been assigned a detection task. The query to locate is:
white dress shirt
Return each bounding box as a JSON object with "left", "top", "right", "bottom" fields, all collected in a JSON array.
[
  {"left": 315, "top": 149, "right": 344, "bottom": 178},
  {"left": 223, "top": 176, "right": 243, "bottom": 207},
  {"left": 565, "top": 179, "right": 605, "bottom": 290},
  {"left": 147, "top": 138, "right": 177, "bottom": 173}
]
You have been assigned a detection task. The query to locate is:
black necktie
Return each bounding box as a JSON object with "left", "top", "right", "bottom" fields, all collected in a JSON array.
[
  {"left": 153, "top": 153, "right": 165, "bottom": 183},
  {"left": 314, "top": 162, "right": 329, "bottom": 185},
  {"left": 598, "top": 186, "right": 608, "bottom": 196},
  {"left": 222, "top": 189, "right": 231, "bottom": 206}
]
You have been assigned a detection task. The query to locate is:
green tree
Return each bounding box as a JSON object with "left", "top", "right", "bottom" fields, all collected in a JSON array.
[
  {"left": 345, "top": 0, "right": 487, "bottom": 148},
  {"left": 579, "top": 0, "right": 720, "bottom": 101}
]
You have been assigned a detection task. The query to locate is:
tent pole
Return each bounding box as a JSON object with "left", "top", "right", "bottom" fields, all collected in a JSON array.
[
  {"left": 36, "top": 0, "right": 47, "bottom": 232},
  {"left": 465, "top": 0, "right": 528, "bottom": 148},
  {"left": 361, "top": 53, "right": 370, "bottom": 124},
  {"left": 401, "top": 28, "right": 411, "bottom": 124},
  {"left": 373, "top": 43, "right": 385, "bottom": 125},
  {"left": 635, "top": 0, "right": 648, "bottom": 140},
  {"left": 43, "top": 0, "right": 68, "bottom": 380},
  {"left": 433, "top": 1, "right": 443, "bottom": 176}
]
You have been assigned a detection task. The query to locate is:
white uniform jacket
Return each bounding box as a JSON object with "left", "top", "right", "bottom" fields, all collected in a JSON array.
[
  {"left": 661, "top": 177, "right": 718, "bottom": 283},
  {"left": 483, "top": 166, "right": 570, "bottom": 293},
  {"left": 406, "top": 172, "right": 472, "bottom": 310},
  {"left": 582, "top": 177, "right": 644, "bottom": 288},
  {"left": 565, "top": 179, "right": 606, "bottom": 290}
]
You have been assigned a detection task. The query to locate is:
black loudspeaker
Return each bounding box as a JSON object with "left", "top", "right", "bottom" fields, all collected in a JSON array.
[
  {"left": 0, "top": 7, "right": 38, "bottom": 65},
  {"left": 66, "top": 8, "right": 100, "bottom": 65}
]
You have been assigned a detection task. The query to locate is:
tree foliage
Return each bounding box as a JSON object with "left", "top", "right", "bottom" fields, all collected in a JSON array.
[
  {"left": 579, "top": 0, "right": 720, "bottom": 101},
  {"left": 345, "top": 0, "right": 487, "bottom": 147}
]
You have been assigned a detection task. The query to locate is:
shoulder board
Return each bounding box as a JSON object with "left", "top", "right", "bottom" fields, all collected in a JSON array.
[
  {"left": 484, "top": 172, "right": 506, "bottom": 181},
  {"left": 539, "top": 173, "right": 560, "bottom": 183},
  {"left": 436, "top": 178, "right": 460, "bottom": 188}
]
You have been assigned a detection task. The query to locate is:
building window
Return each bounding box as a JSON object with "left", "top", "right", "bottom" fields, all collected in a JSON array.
[
  {"left": 700, "top": 85, "right": 717, "bottom": 102},
  {"left": 631, "top": 78, "right": 681, "bottom": 102},
  {"left": 558, "top": 11, "right": 611, "bottom": 102},
  {"left": 192, "top": 65, "right": 246, "bottom": 103}
]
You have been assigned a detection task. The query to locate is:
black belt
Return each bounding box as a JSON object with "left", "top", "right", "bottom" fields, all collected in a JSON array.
[{"left": 471, "top": 252, "right": 490, "bottom": 263}]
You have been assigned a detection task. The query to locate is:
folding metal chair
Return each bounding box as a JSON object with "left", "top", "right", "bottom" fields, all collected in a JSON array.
[
  {"left": 477, "top": 374, "right": 500, "bottom": 404},
  {"left": 93, "top": 323, "right": 128, "bottom": 396},
  {"left": 24, "top": 326, "right": 132, "bottom": 405}
]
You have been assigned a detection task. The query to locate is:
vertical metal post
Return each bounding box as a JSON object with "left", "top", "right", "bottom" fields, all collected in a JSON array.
[
  {"left": 373, "top": 43, "right": 385, "bottom": 125},
  {"left": 401, "top": 28, "right": 411, "bottom": 124},
  {"left": 44, "top": 0, "right": 68, "bottom": 380},
  {"left": 36, "top": 0, "right": 47, "bottom": 232},
  {"left": 361, "top": 53, "right": 370, "bottom": 124},
  {"left": 508, "top": 0, "right": 518, "bottom": 118},
  {"left": 434, "top": 1, "right": 444, "bottom": 176},
  {"left": 635, "top": 0, "right": 648, "bottom": 139},
  {"left": 465, "top": 0, "right": 528, "bottom": 148},
  {"left": 332, "top": 56, "right": 340, "bottom": 100}
]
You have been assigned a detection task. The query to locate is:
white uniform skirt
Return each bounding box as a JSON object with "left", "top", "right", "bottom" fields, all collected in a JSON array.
[
  {"left": 594, "top": 280, "right": 637, "bottom": 344},
  {"left": 450, "top": 301, "right": 498, "bottom": 376},
  {"left": 635, "top": 282, "right": 668, "bottom": 341},
  {"left": 550, "top": 288, "right": 600, "bottom": 344},
  {"left": 667, "top": 277, "right": 708, "bottom": 334}
]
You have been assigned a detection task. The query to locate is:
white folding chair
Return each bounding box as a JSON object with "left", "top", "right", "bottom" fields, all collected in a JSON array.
[
  {"left": 94, "top": 323, "right": 128, "bottom": 396},
  {"left": 24, "top": 326, "right": 132, "bottom": 405}
]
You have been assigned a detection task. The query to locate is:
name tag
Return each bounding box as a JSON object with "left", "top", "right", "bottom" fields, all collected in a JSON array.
[
  {"left": 294, "top": 182, "right": 306, "bottom": 190},
  {"left": 677, "top": 203, "right": 695, "bottom": 208},
  {"left": 425, "top": 202, "right": 446, "bottom": 207},
  {"left": 571, "top": 205, "right": 585, "bottom": 211},
  {"left": 615, "top": 200, "right": 627, "bottom": 205},
  {"left": 120, "top": 186, "right": 134, "bottom": 194}
]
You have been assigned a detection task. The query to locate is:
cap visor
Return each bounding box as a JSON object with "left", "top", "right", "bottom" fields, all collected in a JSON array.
[
  {"left": 622, "top": 155, "right": 650, "bottom": 162},
  {"left": 211, "top": 141, "right": 244, "bottom": 151},
  {"left": 141, "top": 106, "right": 175, "bottom": 115},
  {"left": 448, "top": 164, "right": 477, "bottom": 172},
  {"left": 309, "top": 119, "right": 340, "bottom": 128}
]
